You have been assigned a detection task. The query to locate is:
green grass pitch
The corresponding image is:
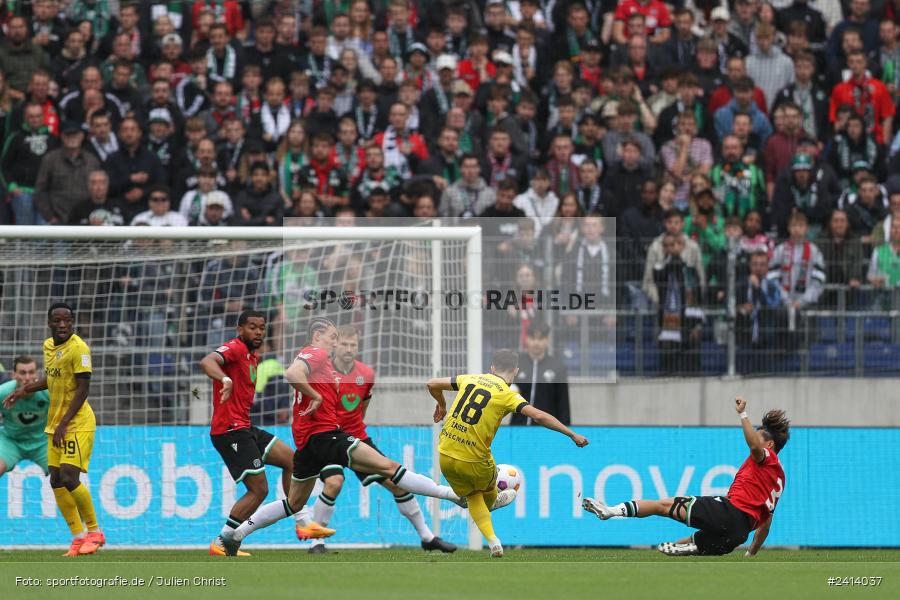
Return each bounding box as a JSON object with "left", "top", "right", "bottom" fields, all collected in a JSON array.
[{"left": 1, "top": 548, "right": 898, "bottom": 600}]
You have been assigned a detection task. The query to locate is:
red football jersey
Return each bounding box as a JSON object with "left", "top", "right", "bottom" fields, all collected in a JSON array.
[
  {"left": 727, "top": 448, "right": 786, "bottom": 529},
  {"left": 829, "top": 77, "right": 896, "bottom": 144},
  {"left": 291, "top": 345, "right": 341, "bottom": 450},
  {"left": 210, "top": 338, "right": 260, "bottom": 435},
  {"left": 335, "top": 360, "right": 376, "bottom": 440},
  {"left": 614, "top": 0, "right": 672, "bottom": 37}
]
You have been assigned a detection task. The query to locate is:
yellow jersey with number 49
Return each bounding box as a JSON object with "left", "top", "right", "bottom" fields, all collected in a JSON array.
[
  {"left": 438, "top": 373, "right": 528, "bottom": 463},
  {"left": 43, "top": 333, "right": 95, "bottom": 434}
]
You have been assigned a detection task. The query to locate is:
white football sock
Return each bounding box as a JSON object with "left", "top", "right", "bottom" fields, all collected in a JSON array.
[
  {"left": 392, "top": 467, "right": 459, "bottom": 501},
  {"left": 232, "top": 498, "right": 295, "bottom": 542},
  {"left": 294, "top": 506, "right": 312, "bottom": 526},
  {"left": 395, "top": 493, "right": 434, "bottom": 542},
  {"left": 311, "top": 493, "right": 337, "bottom": 527}
]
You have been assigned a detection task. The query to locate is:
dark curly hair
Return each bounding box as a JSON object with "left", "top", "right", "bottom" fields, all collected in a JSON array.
[{"left": 759, "top": 410, "right": 791, "bottom": 453}]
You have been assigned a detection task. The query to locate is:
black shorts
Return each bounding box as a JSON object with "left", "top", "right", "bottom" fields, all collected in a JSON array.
[
  {"left": 684, "top": 496, "right": 755, "bottom": 556},
  {"left": 292, "top": 429, "right": 361, "bottom": 482},
  {"left": 210, "top": 426, "right": 277, "bottom": 483},
  {"left": 319, "top": 437, "right": 387, "bottom": 487}
]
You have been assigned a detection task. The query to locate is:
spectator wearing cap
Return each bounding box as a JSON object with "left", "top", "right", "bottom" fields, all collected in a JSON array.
[
  {"left": 131, "top": 184, "right": 188, "bottom": 227},
  {"left": 105, "top": 116, "right": 163, "bottom": 211},
  {"left": 840, "top": 173, "right": 889, "bottom": 240},
  {"left": 509, "top": 322, "right": 570, "bottom": 426},
  {"left": 402, "top": 43, "right": 432, "bottom": 91},
  {"left": 714, "top": 75, "right": 773, "bottom": 145},
  {"left": 1, "top": 100, "right": 59, "bottom": 225},
  {"left": 602, "top": 99, "right": 656, "bottom": 171},
  {"left": 34, "top": 120, "right": 100, "bottom": 224},
  {"left": 234, "top": 161, "right": 282, "bottom": 226},
  {"left": 655, "top": 73, "right": 716, "bottom": 147},
  {"left": 693, "top": 37, "right": 726, "bottom": 98},
  {"left": 85, "top": 110, "right": 118, "bottom": 163},
  {"left": 71, "top": 170, "right": 126, "bottom": 226},
  {"left": 708, "top": 7, "right": 748, "bottom": 71},
  {"left": 0, "top": 16, "right": 51, "bottom": 97},
  {"left": 147, "top": 108, "right": 178, "bottom": 176},
  {"left": 159, "top": 33, "right": 191, "bottom": 83},
  {"left": 420, "top": 55, "right": 457, "bottom": 140},
  {"left": 440, "top": 153, "right": 496, "bottom": 218},
  {"left": 827, "top": 114, "right": 885, "bottom": 188},
  {"left": 708, "top": 56, "right": 768, "bottom": 115},
  {"left": 772, "top": 52, "right": 830, "bottom": 142},
  {"left": 179, "top": 166, "right": 232, "bottom": 226},
  {"left": 763, "top": 101, "right": 816, "bottom": 198},
  {"left": 771, "top": 153, "right": 834, "bottom": 238}
]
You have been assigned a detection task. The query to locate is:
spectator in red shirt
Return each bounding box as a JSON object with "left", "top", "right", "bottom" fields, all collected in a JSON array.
[
  {"left": 763, "top": 102, "right": 816, "bottom": 200},
  {"left": 373, "top": 102, "right": 428, "bottom": 178},
  {"left": 192, "top": 1, "right": 245, "bottom": 39},
  {"left": 613, "top": 0, "right": 672, "bottom": 45},
  {"left": 457, "top": 34, "right": 495, "bottom": 93},
  {"left": 829, "top": 50, "right": 896, "bottom": 144}
]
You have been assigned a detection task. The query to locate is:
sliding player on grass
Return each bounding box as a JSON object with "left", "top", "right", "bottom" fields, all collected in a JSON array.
[
  {"left": 583, "top": 396, "right": 789, "bottom": 557},
  {"left": 222, "top": 318, "right": 464, "bottom": 555},
  {"left": 5, "top": 303, "right": 104, "bottom": 556},
  {"left": 428, "top": 349, "right": 590, "bottom": 558},
  {"left": 303, "top": 325, "right": 457, "bottom": 554},
  {"left": 200, "top": 309, "right": 319, "bottom": 556}
]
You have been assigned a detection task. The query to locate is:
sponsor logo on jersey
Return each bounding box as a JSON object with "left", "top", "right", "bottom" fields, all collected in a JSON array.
[
  {"left": 252, "top": 459, "right": 262, "bottom": 468},
  {"left": 341, "top": 393, "right": 362, "bottom": 411},
  {"left": 231, "top": 443, "right": 238, "bottom": 452},
  {"left": 56, "top": 351, "right": 63, "bottom": 360},
  {"left": 217, "top": 346, "right": 229, "bottom": 353},
  {"left": 45, "top": 367, "right": 61, "bottom": 377}
]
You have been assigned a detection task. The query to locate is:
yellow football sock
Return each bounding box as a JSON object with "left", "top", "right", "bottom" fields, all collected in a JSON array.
[
  {"left": 466, "top": 492, "right": 497, "bottom": 543},
  {"left": 484, "top": 487, "right": 498, "bottom": 510},
  {"left": 53, "top": 487, "right": 85, "bottom": 536},
  {"left": 69, "top": 483, "right": 99, "bottom": 532}
]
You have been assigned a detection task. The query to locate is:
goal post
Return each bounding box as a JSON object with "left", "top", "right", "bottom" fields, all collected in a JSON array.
[{"left": 0, "top": 223, "right": 483, "bottom": 548}]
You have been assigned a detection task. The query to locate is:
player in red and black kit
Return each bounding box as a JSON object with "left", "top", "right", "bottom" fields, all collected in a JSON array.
[
  {"left": 221, "top": 318, "right": 464, "bottom": 556},
  {"left": 199, "top": 309, "right": 305, "bottom": 556},
  {"left": 582, "top": 396, "right": 790, "bottom": 557},
  {"left": 302, "top": 325, "right": 457, "bottom": 554}
]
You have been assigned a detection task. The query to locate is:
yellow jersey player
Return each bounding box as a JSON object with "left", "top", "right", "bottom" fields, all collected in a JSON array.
[
  {"left": 427, "top": 348, "right": 589, "bottom": 558},
  {"left": 5, "top": 302, "right": 104, "bottom": 556}
]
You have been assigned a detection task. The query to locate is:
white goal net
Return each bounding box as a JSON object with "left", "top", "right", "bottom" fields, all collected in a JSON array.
[{"left": 0, "top": 223, "right": 482, "bottom": 548}]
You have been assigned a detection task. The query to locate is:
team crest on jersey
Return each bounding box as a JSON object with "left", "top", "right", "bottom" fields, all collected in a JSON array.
[
  {"left": 252, "top": 459, "right": 262, "bottom": 468},
  {"left": 356, "top": 376, "right": 364, "bottom": 385},
  {"left": 231, "top": 443, "right": 238, "bottom": 452},
  {"left": 56, "top": 351, "right": 62, "bottom": 360},
  {"left": 543, "top": 370, "right": 556, "bottom": 381},
  {"left": 347, "top": 436, "right": 356, "bottom": 442}
]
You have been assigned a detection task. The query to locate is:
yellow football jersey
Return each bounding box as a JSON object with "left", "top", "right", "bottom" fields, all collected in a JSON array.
[
  {"left": 43, "top": 333, "right": 95, "bottom": 434},
  {"left": 438, "top": 373, "right": 528, "bottom": 463}
]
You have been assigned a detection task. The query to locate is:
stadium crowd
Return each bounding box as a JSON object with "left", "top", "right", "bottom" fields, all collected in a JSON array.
[{"left": 3, "top": 0, "right": 900, "bottom": 377}]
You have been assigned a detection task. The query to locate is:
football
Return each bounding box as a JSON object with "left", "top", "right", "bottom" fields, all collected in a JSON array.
[{"left": 496, "top": 464, "right": 522, "bottom": 492}]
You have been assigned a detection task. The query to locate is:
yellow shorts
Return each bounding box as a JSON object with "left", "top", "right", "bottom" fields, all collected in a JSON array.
[
  {"left": 47, "top": 431, "right": 94, "bottom": 473},
  {"left": 439, "top": 453, "right": 496, "bottom": 497}
]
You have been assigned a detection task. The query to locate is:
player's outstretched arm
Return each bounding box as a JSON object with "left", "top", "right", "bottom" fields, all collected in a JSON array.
[
  {"left": 199, "top": 352, "right": 232, "bottom": 403},
  {"left": 426, "top": 377, "right": 453, "bottom": 422},
  {"left": 735, "top": 396, "right": 766, "bottom": 462},
  {"left": 3, "top": 377, "right": 48, "bottom": 407},
  {"left": 284, "top": 359, "right": 322, "bottom": 416},
  {"left": 520, "top": 405, "right": 589, "bottom": 447},
  {"left": 746, "top": 515, "right": 772, "bottom": 557}
]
